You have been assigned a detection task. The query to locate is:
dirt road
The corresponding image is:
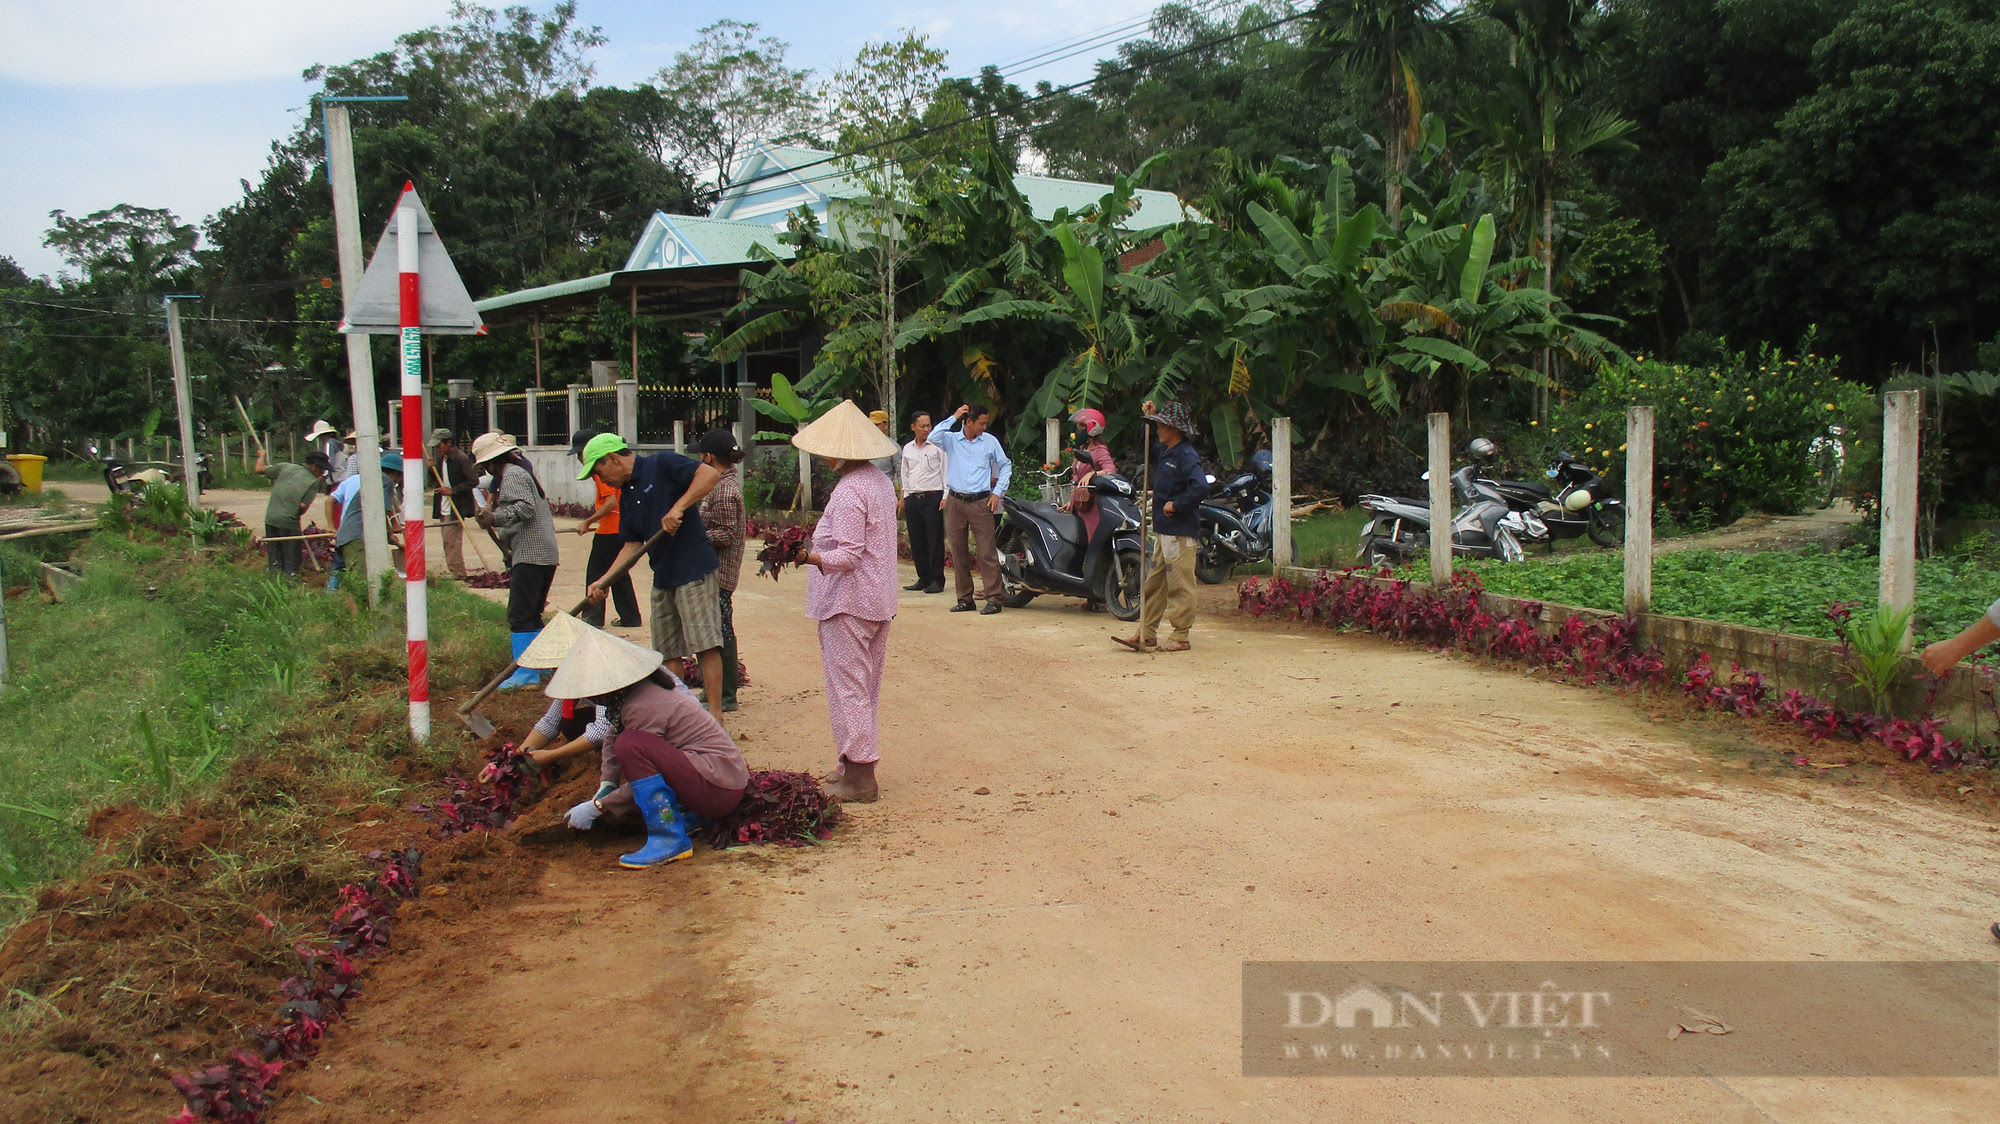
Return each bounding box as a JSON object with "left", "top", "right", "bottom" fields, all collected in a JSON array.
[{"left": 47, "top": 479, "right": 2000, "bottom": 1119}]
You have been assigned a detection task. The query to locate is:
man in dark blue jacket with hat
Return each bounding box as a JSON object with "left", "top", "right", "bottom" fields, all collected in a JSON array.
[{"left": 1116, "top": 399, "right": 1209, "bottom": 653}]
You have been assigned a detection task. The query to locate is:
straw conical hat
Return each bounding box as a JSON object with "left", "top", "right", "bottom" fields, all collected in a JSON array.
[
  {"left": 518, "top": 612, "right": 591, "bottom": 669},
  {"left": 792, "top": 400, "right": 898, "bottom": 461},
  {"left": 544, "top": 627, "right": 663, "bottom": 700}
]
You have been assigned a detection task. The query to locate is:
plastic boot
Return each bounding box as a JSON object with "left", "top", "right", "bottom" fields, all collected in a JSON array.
[
  {"left": 619, "top": 774, "right": 694, "bottom": 868},
  {"left": 497, "top": 631, "right": 542, "bottom": 690},
  {"left": 720, "top": 633, "right": 739, "bottom": 712}
]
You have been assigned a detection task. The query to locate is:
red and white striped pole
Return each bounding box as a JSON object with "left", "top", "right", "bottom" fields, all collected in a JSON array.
[{"left": 396, "top": 185, "right": 430, "bottom": 742}]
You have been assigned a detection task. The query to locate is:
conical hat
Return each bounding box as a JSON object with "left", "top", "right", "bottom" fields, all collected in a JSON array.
[
  {"left": 544, "top": 627, "right": 664, "bottom": 700},
  {"left": 792, "top": 400, "right": 898, "bottom": 461},
  {"left": 517, "top": 612, "right": 591, "bottom": 669}
]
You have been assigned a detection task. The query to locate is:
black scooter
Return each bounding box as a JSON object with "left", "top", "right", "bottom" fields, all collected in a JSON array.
[
  {"left": 997, "top": 473, "right": 1146, "bottom": 620},
  {"left": 1474, "top": 445, "right": 1624, "bottom": 548},
  {"left": 1195, "top": 449, "right": 1298, "bottom": 583}
]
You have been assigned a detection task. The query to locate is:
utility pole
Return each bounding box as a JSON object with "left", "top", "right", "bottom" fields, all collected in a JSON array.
[
  {"left": 164, "top": 294, "right": 202, "bottom": 510},
  {"left": 325, "top": 96, "right": 404, "bottom": 607}
]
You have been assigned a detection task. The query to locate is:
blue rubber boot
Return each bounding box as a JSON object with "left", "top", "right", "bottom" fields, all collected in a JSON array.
[
  {"left": 497, "top": 631, "right": 542, "bottom": 689},
  {"left": 619, "top": 774, "right": 693, "bottom": 869}
]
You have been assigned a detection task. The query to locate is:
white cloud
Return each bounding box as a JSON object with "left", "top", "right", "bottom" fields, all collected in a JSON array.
[{"left": 0, "top": 0, "right": 454, "bottom": 88}]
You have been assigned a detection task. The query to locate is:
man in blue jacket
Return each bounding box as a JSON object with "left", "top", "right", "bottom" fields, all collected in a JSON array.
[{"left": 1117, "top": 400, "right": 1209, "bottom": 653}]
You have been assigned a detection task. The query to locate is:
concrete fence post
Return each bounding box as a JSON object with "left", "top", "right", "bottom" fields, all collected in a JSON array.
[
  {"left": 1881, "top": 388, "right": 1921, "bottom": 651},
  {"left": 1271, "top": 417, "right": 1292, "bottom": 572},
  {"left": 737, "top": 380, "right": 757, "bottom": 465},
  {"left": 566, "top": 384, "right": 581, "bottom": 446},
  {"left": 1624, "top": 406, "right": 1655, "bottom": 616},
  {"left": 1045, "top": 417, "right": 1060, "bottom": 467},
  {"left": 523, "top": 391, "right": 538, "bottom": 448},
  {"left": 615, "top": 378, "right": 638, "bottom": 447},
  {"left": 1427, "top": 412, "right": 1452, "bottom": 585},
  {"left": 485, "top": 391, "right": 499, "bottom": 435},
  {"left": 672, "top": 420, "right": 685, "bottom": 454}
]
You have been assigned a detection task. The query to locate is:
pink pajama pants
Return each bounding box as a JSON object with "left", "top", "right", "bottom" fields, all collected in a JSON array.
[{"left": 818, "top": 613, "right": 891, "bottom": 765}]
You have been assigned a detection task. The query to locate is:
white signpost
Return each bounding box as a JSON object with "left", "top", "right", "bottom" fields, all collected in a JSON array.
[{"left": 340, "top": 183, "right": 484, "bottom": 743}]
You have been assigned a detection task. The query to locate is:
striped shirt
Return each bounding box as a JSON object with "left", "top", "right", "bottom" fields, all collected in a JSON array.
[
  {"left": 701, "top": 465, "right": 746, "bottom": 593},
  {"left": 490, "top": 460, "right": 559, "bottom": 567}
]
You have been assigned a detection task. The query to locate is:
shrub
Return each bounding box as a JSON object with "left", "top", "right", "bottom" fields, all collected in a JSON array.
[{"left": 1538, "top": 340, "right": 1873, "bottom": 525}]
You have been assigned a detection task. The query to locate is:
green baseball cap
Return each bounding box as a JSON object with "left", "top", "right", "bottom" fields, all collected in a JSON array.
[{"left": 576, "top": 432, "right": 631, "bottom": 478}]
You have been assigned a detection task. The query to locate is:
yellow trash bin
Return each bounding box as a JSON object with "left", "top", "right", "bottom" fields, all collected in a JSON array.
[{"left": 7, "top": 454, "right": 46, "bottom": 492}]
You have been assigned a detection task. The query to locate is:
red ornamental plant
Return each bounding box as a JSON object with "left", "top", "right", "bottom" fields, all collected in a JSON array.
[
  {"left": 412, "top": 744, "right": 533, "bottom": 837},
  {"left": 461, "top": 569, "right": 511, "bottom": 588},
  {"left": 166, "top": 1051, "right": 287, "bottom": 1124},
  {"left": 756, "top": 522, "right": 815, "bottom": 580},
  {"left": 705, "top": 769, "right": 842, "bottom": 848}
]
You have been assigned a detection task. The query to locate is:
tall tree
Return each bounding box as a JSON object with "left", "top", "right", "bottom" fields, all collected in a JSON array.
[
  {"left": 824, "top": 32, "right": 977, "bottom": 427},
  {"left": 1303, "top": 0, "right": 1464, "bottom": 227},
  {"left": 655, "top": 20, "right": 818, "bottom": 199}
]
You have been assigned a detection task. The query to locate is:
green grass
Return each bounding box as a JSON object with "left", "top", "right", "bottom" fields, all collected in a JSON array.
[
  {"left": 1390, "top": 544, "right": 2000, "bottom": 655},
  {"left": 1226, "top": 506, "right": 1371, "bottom": 577},
  {"left": 0, "top": 531, "right": 506, "bottom": 914}
]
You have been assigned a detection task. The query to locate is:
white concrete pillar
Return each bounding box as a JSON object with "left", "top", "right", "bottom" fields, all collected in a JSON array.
[
  {"left": 1271, "top": 417, "right": 1292, "bottom": 571},
  {"left": 1045, "top": 416, "right": 1060, "bottom": 466},
  {"left": 615, "top": 378, "right": 639, "bottom": 446},
  {"left": 1427, "top": 412, "right": 1452, "bottom": 585},
  {"left": 1624, "top": 406, "right": 1654, "bottom": 616},
  {"left": 523, "top": 391, "right": 538, "bottom": 448},
  {"left": 1881, "top": 389, "right": 1921, "bottom": 651}
]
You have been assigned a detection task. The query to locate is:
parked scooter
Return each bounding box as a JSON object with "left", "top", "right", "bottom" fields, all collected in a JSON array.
[
  {"left": 1356, "top": 464, "right": 1532, "bottom": 566},
  {"left": 1468, "top": 438, "right": 1624, "bottom": 548},
  {"left": 997, "top": 472, "right": 1147, "bottom": 620},
  {"left": 1195, "top": 449, "right": 1298, "bottom": 583}
]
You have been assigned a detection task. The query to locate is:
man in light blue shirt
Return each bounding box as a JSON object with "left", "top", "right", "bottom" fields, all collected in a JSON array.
[{"left": 930, "top": 403, "right": 1013, "bottom": 614}]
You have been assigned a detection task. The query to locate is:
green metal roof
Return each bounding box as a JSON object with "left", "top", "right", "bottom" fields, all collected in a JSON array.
[{"left": 474, "top": 271, "right": 618, "bottom": 314}]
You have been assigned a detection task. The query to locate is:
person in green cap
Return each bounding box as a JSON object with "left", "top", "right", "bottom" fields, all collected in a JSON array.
[{"left": 576, "top": 432, "right": 727, "bottom": 722}]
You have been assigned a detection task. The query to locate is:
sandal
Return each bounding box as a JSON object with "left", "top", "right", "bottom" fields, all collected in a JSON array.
[
  {"left": 1160, "top": 639, "right": 1191, "bottom": 652},
  {"left": 1112, "top": 635, "right": 1154, "bottom": 652}
]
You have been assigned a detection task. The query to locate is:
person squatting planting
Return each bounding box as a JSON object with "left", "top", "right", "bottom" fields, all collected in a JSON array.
[{"left": 548, "top": 626, "right": 749, "bottom": 868}]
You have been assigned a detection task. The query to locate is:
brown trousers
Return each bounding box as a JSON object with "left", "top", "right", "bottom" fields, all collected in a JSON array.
[{"left": 943, "top": 493, "right": 1002, "bottom": 604}]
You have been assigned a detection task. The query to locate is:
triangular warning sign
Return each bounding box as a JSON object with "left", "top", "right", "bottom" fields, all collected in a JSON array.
[{"left": 339, "top": 184, "right": 485, "bottom": 336}]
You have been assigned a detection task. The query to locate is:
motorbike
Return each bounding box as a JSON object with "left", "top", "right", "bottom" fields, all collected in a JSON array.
[
  {"left": 1195, "top": 449, "right": 1299, "bottom": 584},
  {"left": 997, "top": 472, "right": 1147, "bottom": 620},
  {"left": 92, "top": 443, "right": 205, "bottom": 495},
  {"left": 1473, "top": 444, "right": 1624, "bottom": 548},
  {"left": 1355, "top": 465, "right": 1532, "bottom": 567}
]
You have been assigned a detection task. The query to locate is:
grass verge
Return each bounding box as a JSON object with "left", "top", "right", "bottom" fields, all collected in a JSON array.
[{"left": 0, "top": 528, "right": 540, "bottom": 1122}]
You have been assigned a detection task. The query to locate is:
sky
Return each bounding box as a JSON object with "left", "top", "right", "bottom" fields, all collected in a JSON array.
[{"left": 0, "top": 0, "right": 1171, "bottom": 280}]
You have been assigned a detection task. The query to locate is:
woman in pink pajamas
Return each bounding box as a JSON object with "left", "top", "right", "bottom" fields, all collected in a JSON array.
[{"left": 792, "top": 401, "right": 901, "bottom": 803}]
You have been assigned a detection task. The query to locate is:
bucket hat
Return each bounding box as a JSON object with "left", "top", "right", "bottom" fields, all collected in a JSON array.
[
  {"left": 544, "top": 626, "right": 664, "bottom": 700},
  {"left": 379, "top": 451, "right": 404, "bottom": 473},
  {"left": 470, "top": 431, "right": 518, "bottom": 465},
  {"left": 792, "top": 400, "right": 898, "bottom": 461},
  {"left": 305, "top": 420, "right": 337, "bottom": 442},
  {"left": 518, "top": 611, "right": 592, "bottom": 669},
  {"left": 1149, "top": 400, "right": 1198, "bottom": 436}
]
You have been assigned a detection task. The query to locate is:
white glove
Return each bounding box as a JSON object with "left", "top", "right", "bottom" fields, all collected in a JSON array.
[{"left": 565, "top": 799, "right": 601, "bottom": 830}]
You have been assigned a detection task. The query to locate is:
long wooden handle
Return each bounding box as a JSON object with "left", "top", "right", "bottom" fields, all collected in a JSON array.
[
  {"left": 456, "top": 526, "right": 669, "bottom": 717},
  {"left": 233, "top": 397, "right": 267, "bottom": 455}
]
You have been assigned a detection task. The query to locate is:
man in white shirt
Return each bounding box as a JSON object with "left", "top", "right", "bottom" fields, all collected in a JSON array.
[{"left": 897, "top": 410, "right": 948, "bottom": 593}]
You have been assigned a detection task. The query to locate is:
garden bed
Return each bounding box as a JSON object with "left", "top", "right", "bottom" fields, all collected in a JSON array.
[{"left": 1391, "top": 545, "right": 2000, "bottom": 663}]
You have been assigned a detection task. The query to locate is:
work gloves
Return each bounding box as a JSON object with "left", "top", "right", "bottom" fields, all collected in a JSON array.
[{"left": 566, "top": 799, "right": 601, "bottom": 831}]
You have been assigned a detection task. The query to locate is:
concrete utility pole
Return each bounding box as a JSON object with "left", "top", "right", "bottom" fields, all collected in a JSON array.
[
  {"left": 1427, "top": 413, "right": 1452, "bottom": 585},
  {"left": 326, "top": 99, "right": 396, "bottom": 606},
  {"left": 1880, "top": 389, "right": 1921, "bottom": 651},
  {"left": 163, "top": 295, "right": 201, "bottom": 509},
  {"left": 1624, "top": 406, "right": 1655, "bottom": 616}
]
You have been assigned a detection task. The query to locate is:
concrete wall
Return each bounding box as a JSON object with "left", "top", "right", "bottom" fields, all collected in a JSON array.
[{"left": 1272, "top": 566, "right": 1992, "bottom": 735}]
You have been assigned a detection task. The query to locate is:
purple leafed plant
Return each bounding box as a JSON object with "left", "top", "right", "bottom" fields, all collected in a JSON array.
[{"left": 706, "top": 769, "right": 842, "bottom": 848}]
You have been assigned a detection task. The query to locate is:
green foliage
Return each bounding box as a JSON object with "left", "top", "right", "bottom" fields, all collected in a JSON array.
[
  {"left": 0, "top": 536, "right": 508, "bottom": 903},
  {"left": 1834, "top": 602, "right": 1917, "bottom": 716},
  {"left": 1542, "top": 342, "right": 1872, "bottom": 524},
  {"left": 1433, "top": 545, "right": 2000, "bottom": 665}
]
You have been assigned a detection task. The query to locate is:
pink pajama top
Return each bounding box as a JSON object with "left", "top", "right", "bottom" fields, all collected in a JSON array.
[{"left": 805, "top": 463, "right": 899, "bottom": 622}]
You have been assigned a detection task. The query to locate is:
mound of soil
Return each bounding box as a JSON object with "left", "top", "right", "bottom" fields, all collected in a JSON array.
[{"left": 0, "top": 689, "right": 559, "bottom": 1124}]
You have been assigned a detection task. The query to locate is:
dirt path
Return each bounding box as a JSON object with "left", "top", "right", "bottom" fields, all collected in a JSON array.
[
  {"left": 1655, "top": 501, "right": 1861, "bottom": 555},
  {"left": 40, "top": 480, "right": 2000, "bottom": 1119}
]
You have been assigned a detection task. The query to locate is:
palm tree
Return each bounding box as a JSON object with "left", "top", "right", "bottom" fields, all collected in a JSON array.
[
  {"left": 1470, "top": 0, "right": 1635, "bottom": 419},
  {"left": 1303, "top": 0, "right": 1464, "bottom": 229}
]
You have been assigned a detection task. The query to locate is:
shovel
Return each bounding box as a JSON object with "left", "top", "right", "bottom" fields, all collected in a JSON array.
[{"left": 456, "top": 526, "right": 668, "bottom": 738}]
